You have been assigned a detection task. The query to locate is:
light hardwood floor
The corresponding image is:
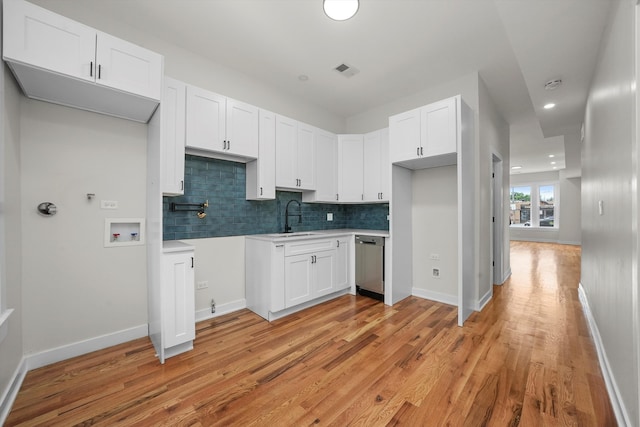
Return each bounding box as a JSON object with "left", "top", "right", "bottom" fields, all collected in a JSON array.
[{"left": 6, "top": 242, "right": 616, "bottom": 426}]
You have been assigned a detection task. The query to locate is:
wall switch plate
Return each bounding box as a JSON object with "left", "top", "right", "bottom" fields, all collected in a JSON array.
[
  {"left": 101, "top": 200, "right": 118, "bottom": 209},
  {"left": 598, "top": 200, "right": 604, "bottom": 215},
  {"left": 432, "top": 268, "right": 440, "bottom": 278},
  {"left": 327, "top": 213, "right": 333, "bottom": 221},
  {"left": 196, "top": 281, "right": 209, "bottom": 290},
  {"left": 430, "top": 253, "right": 440, "bottom": 260}
]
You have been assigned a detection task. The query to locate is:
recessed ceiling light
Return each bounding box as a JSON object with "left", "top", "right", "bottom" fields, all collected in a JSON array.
[
  {"left": 550, "top": 161, "right": 556, "bottom": 165},
  {"left": 553, "top": 167, "right": 557, "bottom": 169},
  {"left": 511, "top": 166, "right": 522, "bottom": 170},
  {"left": 548, "top": 154, "right": 555, "bottom": 158},
  {"left": 544, "top": 103, "right": 556, "bottom": 109}
]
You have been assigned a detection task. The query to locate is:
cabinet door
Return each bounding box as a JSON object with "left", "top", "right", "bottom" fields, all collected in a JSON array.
[
  {"left": 338, "top": 134, "right": 364, "bottom": 202},
  {"left": 275, "top": 115, "right": 298, "bottom": 188},
  {"left": 162, "top": 251, "right": 195, "bottom": 348},
  {"left": 312, "top": 129, "right": 338, "bottom": 202},
  {"left": 226, "top": 98, "right": 259, "bottom": 159},
  {"left": 95, "top": 31, "right": 162, "bottom": 101},
  {"left": 362, "top": 128, "right": 390, "bottom": 202},
  {"left": 314, "top": 249, "right": 336, "bottom": 297},
  {"left": 3, "top": 0, "right": 96, "bottom": 83},
  {"left": 363, "top": 130, "right": 382, "bottom": 202},
  {"left": 246, "top": 109, "right": 276, "bottom": 200},
  {"left": 285, "top": 254, "right": 313, "bottom": 308},
  {"left": 389, "top": 107, "right": 421, "bottom": 163},
  {"left": 297, "top": 123, "right": 316, "bottom": 190},
  {"left": 421, "top": 97, "right": 457, "bottom": 157},
  {"left": 185, "top": 85, "right": 226, "bottom": 153},
  {"left": 161, "top": 77, "right": 186, "bottom": 196},
  {"left": 335, "top": 238, "right": 350, "bottom": 290}
]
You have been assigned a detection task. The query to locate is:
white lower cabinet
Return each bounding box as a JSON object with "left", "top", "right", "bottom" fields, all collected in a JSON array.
[
  {"left": 246, "top": 235, "right": 352, "bottom": 321},
  {"left": 150, "top": 242, "right": 196, "bottom": 364}
]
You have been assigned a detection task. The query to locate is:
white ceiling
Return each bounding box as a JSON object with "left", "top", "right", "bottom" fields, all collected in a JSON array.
[{"left": 32, "top": 0, "right": 615, "bottom": 175}]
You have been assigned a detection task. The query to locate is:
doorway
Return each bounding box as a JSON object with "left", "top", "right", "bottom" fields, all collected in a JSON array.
[{"left": 491, "top": 153, "right": 504, "bottom": 285}]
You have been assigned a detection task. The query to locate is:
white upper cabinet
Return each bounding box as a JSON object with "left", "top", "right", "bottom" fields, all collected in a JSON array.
[
  {"left": 421, "top": 97, "right": 457, "bottom": 157},
  {"left": 3, "top": 0, "right": 163, "bottom": 122},
  {"left": 303, "top": 128, "right": 337, "bottom": 203},
  {"left": 246, "top": 109, "right": 276, "bottom": 200},
  {"left": 275, "top": 115, "right": 316, "bottom": 191},
  {"left": 338, "top": 134, "right": 364, "bottom": 203},
  {"left": 185, "top": 85, "right": 258, "bottom": 161},
  {"left": 389, "top": 107, "right": 421, "bottom": 164},
  {"left": 389, "top": 95, "right": 459, "bottom": 169},
  {"left": 160, "top": 77, "right": 186, "bottom": 196},
  {"left": 363, "top": 128, "right": 389, "bottom": 202}
]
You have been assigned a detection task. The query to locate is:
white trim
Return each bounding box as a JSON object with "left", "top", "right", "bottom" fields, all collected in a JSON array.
[
  {"left": 195, "top": 298, "right": 246, "bottom": 322},
  {"left": 509, "top": 236, "right": 558, "bottom": 243},
  {"left": 476, "top": 288, "right": 492, "bottom": 311},
  {"left": 557, "top": 240, "right": 581, "bottom": 246},
  {"left": 578, "top": 284, "right": 631, "bottom": 426},
  {"left": 268, "top": 289, "right": 350, "bottom": 321},
  {"left": 25, "top": 324, "right": 148, "bottom": 371},
  {"left": 412, "top": 287, "right": 457, "bottom": 306},
  {"left": 499, "top": 267, "right": 512, "bottom": 285},
  {"left": 0, "top": 356, "right": 27, "bottom": 426},
  {"left": 0, "top": 308, "right": 14, "bottom": 344}
]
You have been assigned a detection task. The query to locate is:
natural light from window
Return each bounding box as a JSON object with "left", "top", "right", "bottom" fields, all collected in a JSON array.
[{"left": 510, "top": 183, "right": 557, "bottom": 228}]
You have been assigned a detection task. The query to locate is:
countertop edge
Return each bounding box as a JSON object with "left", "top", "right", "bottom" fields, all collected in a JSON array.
[{"left": 245, "top": 229, "right": 390, "bottom": 242}]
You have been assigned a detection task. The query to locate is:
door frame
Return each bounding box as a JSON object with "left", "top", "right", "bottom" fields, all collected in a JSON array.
[{"left": 491, "top": 152, "right": 504, "bottom": 285}]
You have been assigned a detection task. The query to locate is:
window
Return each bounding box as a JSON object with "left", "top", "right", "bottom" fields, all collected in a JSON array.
[{"left": 510, "top": 182, "right": 558, "bottom": 228}]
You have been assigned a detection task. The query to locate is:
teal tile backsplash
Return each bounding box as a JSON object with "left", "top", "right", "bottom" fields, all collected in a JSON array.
[{"left": 163, "top": 155, "right": 389, "bottom": 240}]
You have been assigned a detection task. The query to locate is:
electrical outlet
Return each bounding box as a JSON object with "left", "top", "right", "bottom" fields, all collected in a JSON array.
[
  {"left": 432, "top": 268, "right": 440, "bottom": 278},
  {"left": 327, "top": 213, "right": 333, "bottom": 221},
  {"left": 196, "top": 281, "right": 208, "bottom": 290},
  {"left": 100, "top": 200, "right": 118, "bottom": 209},
  {"left": 430, "top": 253, "right": 440, "bottom": 260}
]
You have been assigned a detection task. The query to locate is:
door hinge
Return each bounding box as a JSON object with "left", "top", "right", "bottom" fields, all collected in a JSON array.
[
  {"left": 492, "top": 261, "right": 495, "bottom": 266},
  {"left": 492, "top": 217, "right": 495, "bottom": 223}
]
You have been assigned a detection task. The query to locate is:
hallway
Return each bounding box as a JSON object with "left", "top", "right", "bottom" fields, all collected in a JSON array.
[{"left": 6, "top": 242, "right": 616, "bottom": 425}]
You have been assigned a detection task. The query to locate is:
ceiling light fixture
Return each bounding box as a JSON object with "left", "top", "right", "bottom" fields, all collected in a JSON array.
[
  {"left": 544, "top": 79, "right": 562, "bottom": 91},
  {"left": 548, "top": 154, "right": 555, "bottom": 158},
  {"left": 544, "top": 103, "right": 556, "bottom": 109},
  {"left": 511, "top": 166, "right": 522, "bottom": 170},
  {"left": 323, "top": 0, "right": 359, "bottom": 21},
  {"left": 550, "top": 161, "right": 556, "bottom": 165}
]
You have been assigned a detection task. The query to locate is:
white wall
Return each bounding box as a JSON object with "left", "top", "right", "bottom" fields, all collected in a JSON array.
[
  {"left": 412, "top": 166, "right": 458, "bottom": 302},
  {"left": 478, "top": 76, "right": 510, "bottom": 292},
  {"left": 582, "top": 0, "right": 638, "bottom": 424},
  {"left": 20, "top": 100, "right": 149, "bottom": 354}
]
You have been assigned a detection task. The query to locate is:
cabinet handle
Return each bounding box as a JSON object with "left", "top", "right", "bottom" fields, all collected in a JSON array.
[
  {"left": 420, "top": 147, "right": 424, "bottom": 156},
  {"left": 275, "top": 244, "right": 284, "bottom": 248},
  {"left": 90, "top": 61, "right": 93, "bottom": 77},
  {"left": 260, "top": 187, "right": 263, "bottom": 196},
  {"left": 181, "top": 180, "right": 184, "bottom": 191},
  {"left": 98, "top": 64, "right": 102, "bottom": 79},
  {"left": 337, "top": 240, "right": 340, "bottom": 248},
  {"left": 336, "top": 194, "right": 339, "bottom": 201},
  {"left": 191, "top": 257, "right": 194, "bottom": 268},
  {"left": 228, "top": 140, "right": 231, "bottom": 150},
  {"left": 362, "top": 194, "right": 364, "bottom": 201},
  {"left": 417, "top": 147, "right": 420, "bottom": 156}
]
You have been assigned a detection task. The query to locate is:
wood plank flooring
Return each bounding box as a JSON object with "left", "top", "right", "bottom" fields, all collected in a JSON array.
[{"left": 6, "top": 242, "right": 617, "bottom": 426}]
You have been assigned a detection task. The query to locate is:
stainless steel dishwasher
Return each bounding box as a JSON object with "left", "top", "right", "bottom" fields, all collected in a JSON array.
[{"left": 355, "top": 235, "right": 385, "bottom": 301}]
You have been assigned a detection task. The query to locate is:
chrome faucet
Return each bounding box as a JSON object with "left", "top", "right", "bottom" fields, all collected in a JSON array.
[{"left": 284, "top": 199, "right": 302, "bottom": 233}]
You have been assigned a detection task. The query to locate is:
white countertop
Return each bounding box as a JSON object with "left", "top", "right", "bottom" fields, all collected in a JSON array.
[
  {"left": 163, "top": 240, "right": 195, "bottom": 253},
  {"left": 246, "top": 229, "right": 389, "bottom": 242}
]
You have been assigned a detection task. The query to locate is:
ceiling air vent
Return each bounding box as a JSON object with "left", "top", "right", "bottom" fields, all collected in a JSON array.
[{"left": 334, "top": 63, "right": 359, "bottom": 78}]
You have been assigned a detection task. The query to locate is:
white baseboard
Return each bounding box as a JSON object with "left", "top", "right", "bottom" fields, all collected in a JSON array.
[
  {"left": 195, "top": 298, "right": 246, "bottom": 322},
  {"left": 578, "top": 284, "right": 631, "bottom": 427},
  {"left": 412, "top": 288, "right": 457, "bottom": 306},
  {"left": 25, "top": 324, "right": 149, "bottom": 371},
  {"left": 509, "top": 236, "right": 557, "bottom": 243},
  {"left": 0, "top": 356, "right": 27, "bottom": 426},
  {"left": 557, "top": 240, "right": 581, "bottom": 246},
  {"left": 477, "top": 288, "right": 492, "bottom": 311}
]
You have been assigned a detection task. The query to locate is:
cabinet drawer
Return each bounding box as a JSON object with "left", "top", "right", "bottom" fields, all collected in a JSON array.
[{"left": 285, "top": 238, "right": 334, "bottom": 256}]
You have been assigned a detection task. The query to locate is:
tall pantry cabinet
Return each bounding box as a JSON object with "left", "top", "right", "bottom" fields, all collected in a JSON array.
[{"left": 147, "top": 76, "right": 196, "bottom": 363}]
